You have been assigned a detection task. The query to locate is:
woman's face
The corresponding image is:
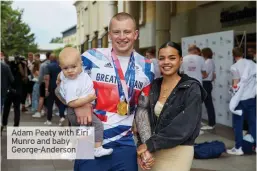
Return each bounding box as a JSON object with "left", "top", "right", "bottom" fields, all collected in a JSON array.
[{"left": 158, "top": 46, "right": 182, "bottom": 76}]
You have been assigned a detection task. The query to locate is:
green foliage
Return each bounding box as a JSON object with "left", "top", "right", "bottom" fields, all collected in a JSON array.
[
  {"left": 1, "top": 1, "right": 38, "bottom": 57},
  {"left": 50, "top": 37, "right": 63, "bottom": 43}
]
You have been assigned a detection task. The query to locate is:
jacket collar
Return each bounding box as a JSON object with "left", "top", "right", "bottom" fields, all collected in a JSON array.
[{"left": 155, "top": 74, "right": 207, "bottom": 101}]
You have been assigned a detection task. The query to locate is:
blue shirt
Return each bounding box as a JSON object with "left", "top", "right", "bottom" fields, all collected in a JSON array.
[{"left": 46, "top": 60, "right": 61, "bottom": 90}]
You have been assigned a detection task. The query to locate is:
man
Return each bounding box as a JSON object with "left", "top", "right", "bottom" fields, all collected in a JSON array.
[
  {"left": 56, "top": 12, "right": 155, "bottom": 171},
  {"left": 2, "top": 56, "right": 24, "bottom": 131},
  {"left": 44, "top": 53, "right": 66, "bottom": 125},
  {"left": 247, "top": 47, "right": 256, "bottom": 62},
  {"left": 145, "top": 47, "right": 161, "bottom": 78},
  {"left": 18, "top": 56, "right": 29, "bottom": 112},
  {"left": 1, "top": 61, "right": 14, "bottom": 109},
  {"left": 180, "top": 45, "right": 207, "bottom": 84},
  {"left": 1, "top": 51, "right": 7, "bottom": 63},
  {"left": 32, "top": 52, "right": 51, "bottom": 118},
  {"left": 227, "top": 47, "right": 256, "bottom": 155}
]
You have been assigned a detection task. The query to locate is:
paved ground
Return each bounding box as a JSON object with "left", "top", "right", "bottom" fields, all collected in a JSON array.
[{"left": 1, "top": 109, "right": 256, "bottom": 171}]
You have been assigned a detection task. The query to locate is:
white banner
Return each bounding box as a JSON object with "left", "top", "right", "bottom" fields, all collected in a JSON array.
[
  {"left": 7, "top": 126, "right": 95, "bottom": 160},
  {"left": 182, "top": 30, "right": 234, "bottom": 127}
]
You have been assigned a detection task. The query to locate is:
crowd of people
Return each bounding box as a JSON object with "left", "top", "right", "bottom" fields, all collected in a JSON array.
[
  {"left": 1, "top": 51, "right": 67, "bottom": 129},
  {"left": 1, "top": 12, "right": 256, "bottom": 171}
]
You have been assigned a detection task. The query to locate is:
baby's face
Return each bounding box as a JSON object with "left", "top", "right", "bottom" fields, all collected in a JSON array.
[{"left": 60, "top": 55, "right": 82, "bottom": 80}]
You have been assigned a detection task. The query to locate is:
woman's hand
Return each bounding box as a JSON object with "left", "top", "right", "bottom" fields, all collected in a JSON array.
[
  {"left": 137, "top": 144, "right": 155, "bottom": 170},
  {"left": 138, "top": 150, "right": 155, "bottom": 170}
]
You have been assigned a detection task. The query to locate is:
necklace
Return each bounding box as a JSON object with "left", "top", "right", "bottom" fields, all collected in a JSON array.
[
  {"left": 160, "top": 86, "right": 171, "bottom": 99},
  {"left": 160, "top": 77, "right": 181, "bottom": 99}
]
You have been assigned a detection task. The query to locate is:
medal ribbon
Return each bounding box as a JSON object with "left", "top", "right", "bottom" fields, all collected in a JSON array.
[{"left": 111, "top": 50, "right": 135, "bottom": 104}]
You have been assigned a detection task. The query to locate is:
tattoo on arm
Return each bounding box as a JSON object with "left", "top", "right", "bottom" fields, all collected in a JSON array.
[{"left": 135, "top": 95, "right": 151, "bottom": 144}]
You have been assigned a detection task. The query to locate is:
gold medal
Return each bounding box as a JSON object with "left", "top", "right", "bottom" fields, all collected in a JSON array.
[{"left": 117, "top": 101, "right": 128, "bottom": 116}]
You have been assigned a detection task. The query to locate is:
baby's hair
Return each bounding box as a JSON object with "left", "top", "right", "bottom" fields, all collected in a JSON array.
[{"left": 59, "top": 47, "right": 81, "bottom": 64}]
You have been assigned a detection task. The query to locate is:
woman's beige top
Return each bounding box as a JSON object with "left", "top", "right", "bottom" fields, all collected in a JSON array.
[{"left": 154, "top": 101, "right": 164, "bottom": 117}]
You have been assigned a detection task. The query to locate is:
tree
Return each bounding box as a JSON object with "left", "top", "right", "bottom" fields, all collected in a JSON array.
[
  {"left": 50, "top": 37, "right": 63, "bottom": 43},
  {"left": 1, "top": 1, "right": 38, "bottom": 57}
]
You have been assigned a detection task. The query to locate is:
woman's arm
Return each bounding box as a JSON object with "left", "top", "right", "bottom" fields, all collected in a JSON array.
[{"left": 145, "top": 83, "right": 203, "bottom": 153}]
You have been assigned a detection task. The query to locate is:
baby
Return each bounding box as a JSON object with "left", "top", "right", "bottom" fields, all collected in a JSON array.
[{"left": 58, "top": 47, "right": 113, "bottom": 158}]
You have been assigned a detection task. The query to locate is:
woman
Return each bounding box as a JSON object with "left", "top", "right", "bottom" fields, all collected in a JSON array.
[
  {"left": 201, "top": 47, "right": 216, "bottom": 130},
  {"left": 136, "top": 41, "right": 206, "bottom": 171},
  {"left": 31, "top": 61, "right": 40, "bottom": 112}
]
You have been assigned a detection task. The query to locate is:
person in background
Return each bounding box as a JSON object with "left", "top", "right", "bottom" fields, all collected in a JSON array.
[
  {"left": 1, "top": 56, "right": 25, "bottom": 131},
  {"left": 20, "top": 56, "right": 29, "bottom": 112},
  {"left": 34, "top": 53, "right": 41, "bottom": 62},
  {"left": 32, "top": 52, "right": 51, "bottom": 118},
  {"left": 201, "top": 47, "right": 216, "bottom": 130},
  {"left": 180, "top": 45, "right": 207, "bottom": 84},
  {"left": 1, "top": 51, "right": 7, "bottom": 63},
  {"left": 195, "top": 47, "right": 202, "bottom": 56},
  {"left": 227, "top": 47, "right": 256, "bottom": 155},
  {"left": 247, "top": 48, "right": 256, "bottom": 62},
  {"left": 145, "top": 47, "right": 161, "bottom": 79},
  {"left": 26, "top": 52, "right": 35, "bottom": 109},
  {"left": 44, "top": 53, "right": 66, "bottom": 126},
  {"left": 31, "top": 61, "right": 40, "bottom": 112},
  {"left": 1, "top": 57, "right": 14, "bottom": 110}
]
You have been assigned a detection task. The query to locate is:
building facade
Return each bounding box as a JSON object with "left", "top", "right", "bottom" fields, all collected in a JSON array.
[
  {"left": 74, "top": 1, "right": 256, "bottom": 54},
  {"left": 62, "top": 25, "right": 77, "bottom": 46}
]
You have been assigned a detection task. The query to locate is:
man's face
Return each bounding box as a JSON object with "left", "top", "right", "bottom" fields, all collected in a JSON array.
[
  {"left": 28, "top": 53, "right": 33, "bottom": 61},
  {"left": 145, "top": 52, "right": 154, "bottom": 59},
  {"left": 109, "top": 18, "right": 138, "bottom": 56},
  {"left": 247, "top": 48, "right": 255, "bottom": 57},
  {"left": 0, "top": 52, "right": 5, "bottom": 61}
]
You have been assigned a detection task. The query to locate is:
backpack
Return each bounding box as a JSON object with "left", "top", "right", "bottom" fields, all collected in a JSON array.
[
  {"left": 194, "top": 141, "right": 226, "bottom": 159},
  {"left": 242, "top": 134, "right": 256, "bottom": 154}
]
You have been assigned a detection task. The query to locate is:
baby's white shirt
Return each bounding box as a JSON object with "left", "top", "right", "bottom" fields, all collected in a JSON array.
[{"left": 60, "top": 71, "right": 95, "bottom": 104}]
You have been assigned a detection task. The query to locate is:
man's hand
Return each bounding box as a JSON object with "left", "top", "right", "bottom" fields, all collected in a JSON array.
[
  {"left": 45, "top": 89, "right": 49, "bottom": 97},
  {"left": 137, "top": 144, "right": 147, "bottom": 156},
  {"left": 74, "top": 103, "right": 92, "bottom": 125}
]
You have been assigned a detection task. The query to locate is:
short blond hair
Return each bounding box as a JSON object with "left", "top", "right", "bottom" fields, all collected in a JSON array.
[
  {"left": 109, "top": 12, "right": 137, "bottom": 30},
  {"left": 59, "top": 47, "right": 81, "bottom": 64}
]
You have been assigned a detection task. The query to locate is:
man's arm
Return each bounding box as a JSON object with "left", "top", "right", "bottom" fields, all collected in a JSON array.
[
  {"left": 44, "top": 65, "right": 51, "bottom": 96},
  {"left": 68, "top": 94, "right": 96, "bottom": 108},
  {"left": 230, "top": 66, "right": 240, "bottom": 87},
  {"left": 232, "top": 79, "right": 240, "bottom": 87},
  {"left": 44, "top": 74, "right": 50, "bottom": 96},
  {"left": 18, "top": 63, "right": 25, "bottom": 78},
  {"left": 7, "top": 64, "right": 14, "bottom": 84},
  {"left": 202, "top": 71, "right": 208, "bottom": 79},
  {"left": 201, "top": 58, "right": 208, "bottom": 79}
]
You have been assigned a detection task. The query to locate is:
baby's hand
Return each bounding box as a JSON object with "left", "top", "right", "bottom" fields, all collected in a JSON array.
[{"left": 88, "top": 94, "right": 97, "bottom": 100}]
